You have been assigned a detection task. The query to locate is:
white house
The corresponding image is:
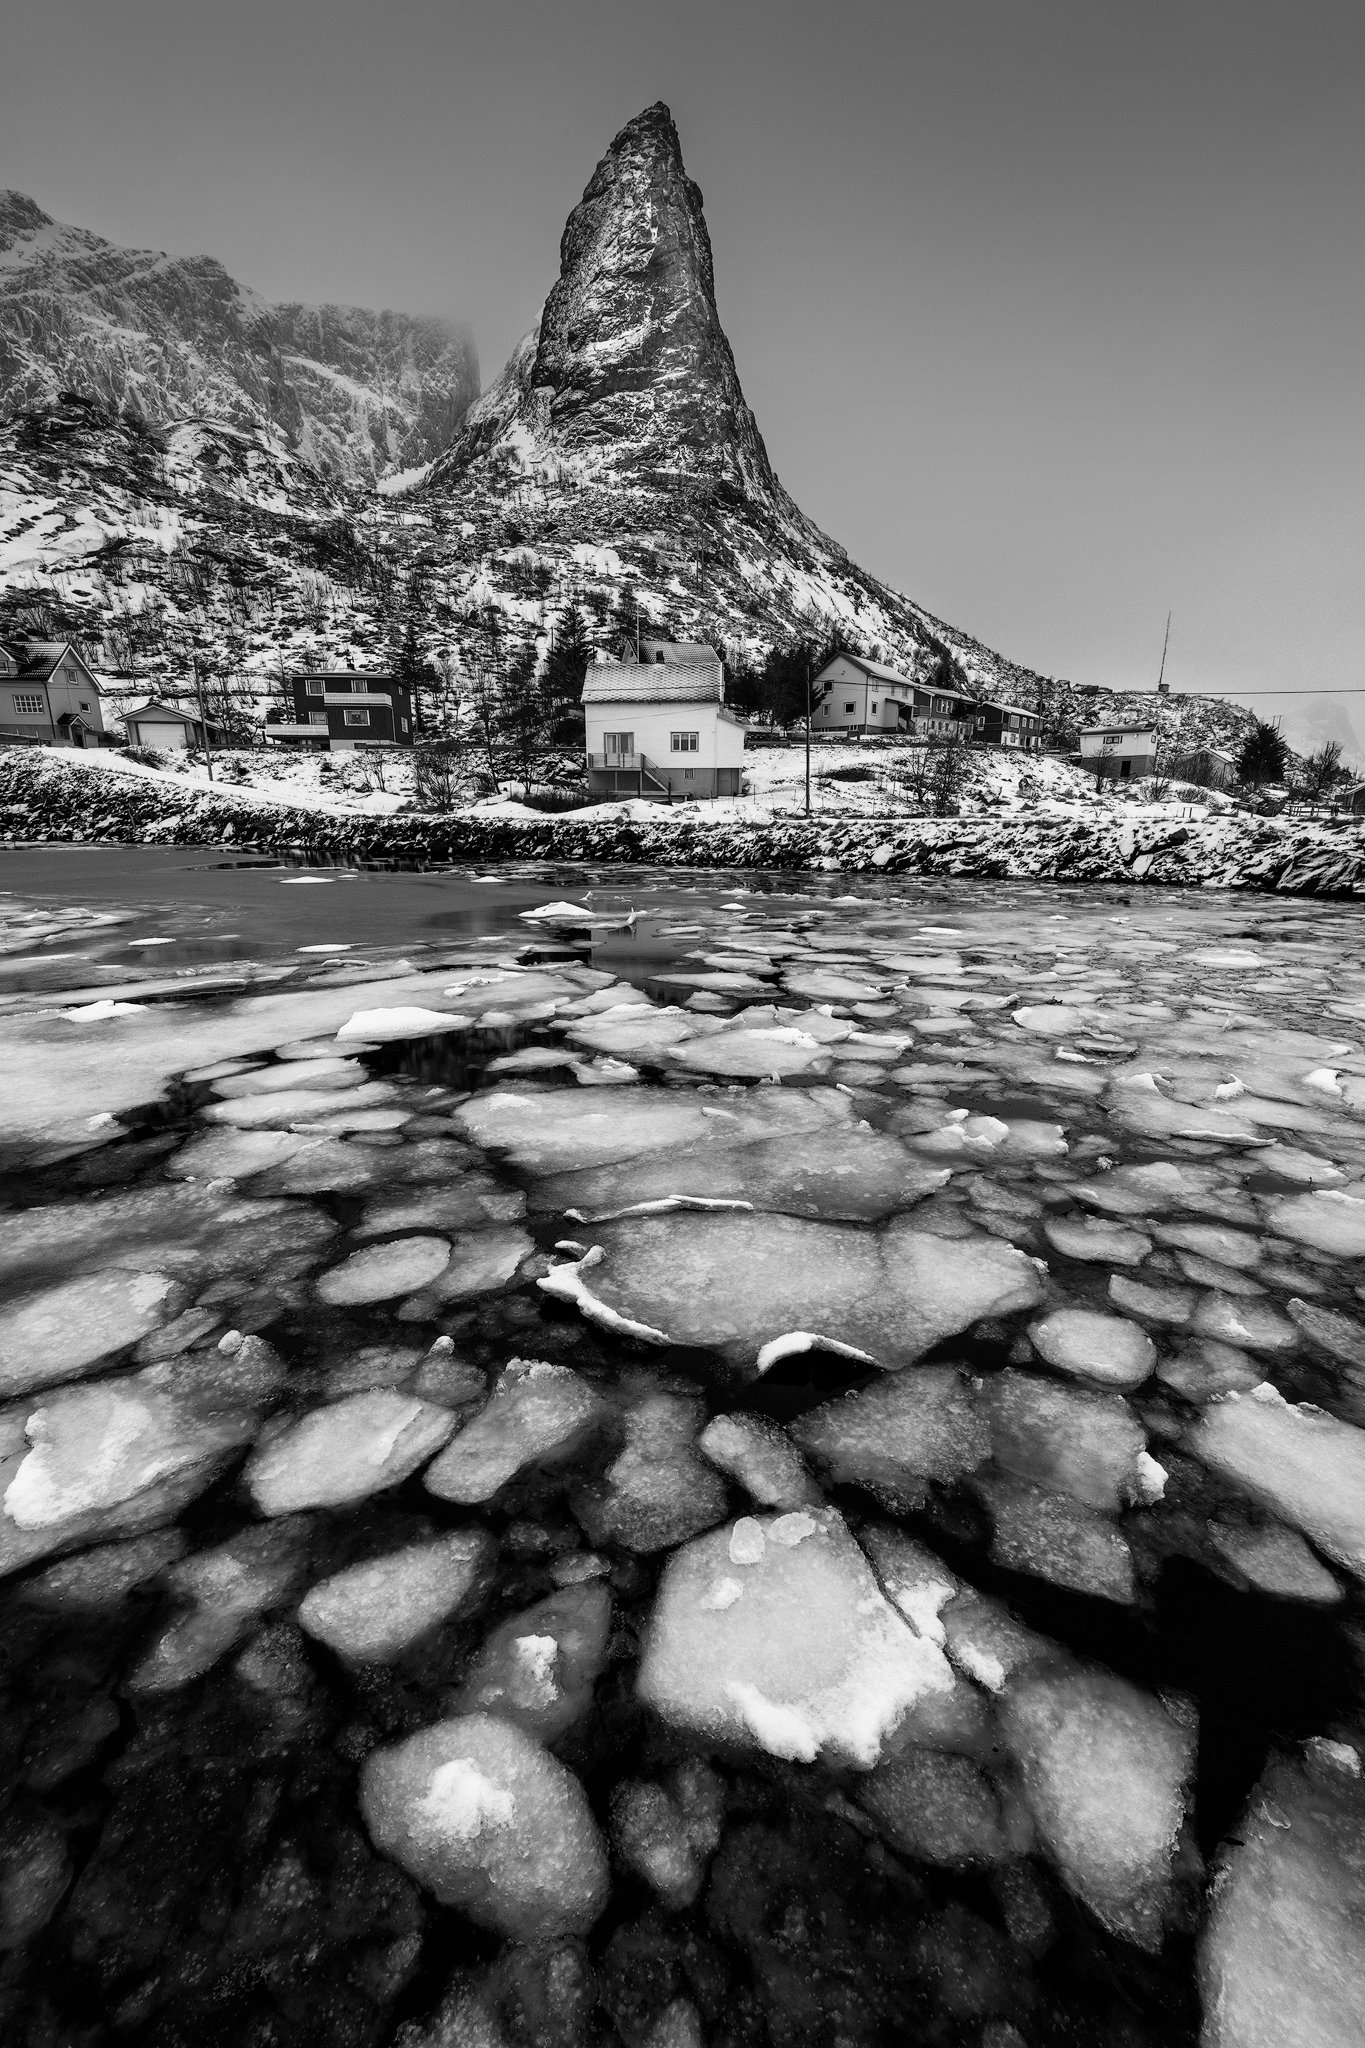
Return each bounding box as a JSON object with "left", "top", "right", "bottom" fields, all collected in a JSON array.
[
  {"left": 582, "top": 640, "right": 746, "bottom": 799},
  {"left": 811, "top": 652, "right": 969, "bottom": 737},
  {"left": 0, "top": 639, "right": 108, "bottom": 747},
  {"left": 1078, "top": 725, "right": 1158, "bottom": 780}
]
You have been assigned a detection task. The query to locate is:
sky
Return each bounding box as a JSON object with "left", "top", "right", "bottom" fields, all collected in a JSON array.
[{"left": 3, "top": 0, "right": 1363, "bottom": 753}]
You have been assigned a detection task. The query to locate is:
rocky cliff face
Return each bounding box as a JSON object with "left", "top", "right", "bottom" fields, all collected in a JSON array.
[
  {"left": 0, "top": 191, "right": 478, "bottom": 481},
  {"left": 427, "top": 103, "right": 1037, "bottom": 699}
]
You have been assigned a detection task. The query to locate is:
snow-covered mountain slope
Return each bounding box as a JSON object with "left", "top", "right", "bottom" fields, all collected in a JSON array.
[{"left": 0, "top": 191, "right": 478, "bottom": 481}]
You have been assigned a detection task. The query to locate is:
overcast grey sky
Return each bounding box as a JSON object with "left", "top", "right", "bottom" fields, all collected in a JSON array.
[{"left": 4, "top": 1, "right": 1362, "bottom": 749}]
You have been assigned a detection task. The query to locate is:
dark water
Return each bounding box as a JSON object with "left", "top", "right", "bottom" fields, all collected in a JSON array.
[{"left": 1, "top": 855, "right": 1363, "bottom": 2048}]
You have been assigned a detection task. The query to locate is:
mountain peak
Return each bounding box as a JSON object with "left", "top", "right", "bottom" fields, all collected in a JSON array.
[
  {"left": 435, "top": 100, "right": 776, "bottom": 496},
  {"left": 0, "top": 192, "right": 54, "bottom": 251}
]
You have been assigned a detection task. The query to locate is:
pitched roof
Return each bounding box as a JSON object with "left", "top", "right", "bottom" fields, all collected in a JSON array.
[
  {"left": 639, "top": 639, "right": 720, "bottom": 666},
  {"left": 1, "top": 639, "right": 100, "bottom": 686},
  {"left": 583, "top": 660, "right": 725, "bottom": 705}
]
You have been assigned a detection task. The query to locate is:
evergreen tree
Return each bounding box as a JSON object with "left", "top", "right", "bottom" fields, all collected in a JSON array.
[
  {"left": 544, "top": 598, "right": 594, "bottom": 705},
  {"left": 1237, "top": 719, "right": 1288, "bottom": 786},
  {"left": 499, "top": 642, "right": 551, "bottom": 797}
]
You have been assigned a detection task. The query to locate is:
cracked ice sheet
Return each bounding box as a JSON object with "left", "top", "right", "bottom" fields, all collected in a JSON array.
[
  {"left": 453, "top": 1084, "right": 840, "bottom": 1177},
  {"left": 539, "top": 1211, "right": 1044, "bottom": 1372},
  {"left": 637, "top": 1508, "right": 955, "bottom": 1769},
  {"left": 537, "top": 1123, "right": 952, "bottom": 1223}
]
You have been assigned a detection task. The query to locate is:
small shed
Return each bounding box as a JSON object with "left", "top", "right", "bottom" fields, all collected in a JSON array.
[
  {"left": 124, "top": 699, "right": 225, "bottom": 750},
  {"left": 1078, "top": 724, "right": 1158, "bottom": 780}
]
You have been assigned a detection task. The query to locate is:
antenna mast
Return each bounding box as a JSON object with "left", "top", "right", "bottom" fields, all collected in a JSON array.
[{"left": 1156, "top": 611, "right": 1172, "bottom": 695}]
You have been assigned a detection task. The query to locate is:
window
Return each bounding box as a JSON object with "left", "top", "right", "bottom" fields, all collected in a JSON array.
[
  {"left": 309, "top": 712, "right": 328, "bottom": 726},
  {"left": 12, "top": 693, "right": 45, "bottom": 716},
  {"left": 670, "top": 731, "right": 699, "bottom": 752},
  {"left": 343, "top": 709, "right": 370, "bottom": 727},
  {"left": 844, "top": 701, "right": 855, "bottom": 713},
  {"left": 78, "top": 700, "right": 90, "bottom": 710},
  {"left": 603, "top": 731, "right": 633, "bottom": 755},
  {"left": 683, "top": 768, "right": 695, "bottom": 780},
  {"left": 870, "top": 702, "right": 878, "bottom": 712},
  {"left": 306, "top": 679, "right": 325, "bottom": 696},
  {"left": 400, "top": 718, "right": 409, "bottom": 733}
]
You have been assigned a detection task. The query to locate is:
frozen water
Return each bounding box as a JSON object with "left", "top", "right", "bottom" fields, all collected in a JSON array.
[
  {"left": 127, "top": 1517, "right": 313, "bottom": 1693},
  {"left": 451, "top": 1583, "right": 612, "bottom": 1741},
  {"left": 976, "top": 1473, "right": 1136, "bottom": 1603},
  {"left": 637, "top": 1507, "right": 957, "bottom": 1768},
  {"left": 245, "top": 1389, "right": 457, "bottom": 1514},
  {"left": 424, "top": 1360, "right": 606, "bottom": 1504},
  {"left": 1043, "top": 1216, "right": 1153, "bottom": 1266},
  {"left": 456, "top": 1085, "right": 831, "bottom": 1176},
  {"left": 1285, "top": 1296, "right": 1365, "bottom": 1371},
  {"left": 573, "top": 1392, "right": 729, "bottom": 1553},
  {"left": 352, "top": 1180, "right": 526, "bottom": 1238},
  {"left": 1108, "top": 1272, "right": 1197, "bottom": 1326},
  {"left": 1207, "top": 1520, "right": 1342, "bottom": 1604},
  {"left": 790, "top": 1368, "right": 989, "bottom": 1510},
  {"left": 667, "top": 1028, "right": 833, "bottom": 1079},
  {"left": 1260, "top": 1190, "right": 1365, "bottom": 1258},
  {"left": 394, "top": 1225, "right": 535, "bottom": 1315},
  {"left": 855, "top": 1750, "right": 1009, "bottom": 1869},
  {"left": 611, "top": 1776, "right": 716, "bottom": 1909},
  {"left": 1190, "top": 1293, "right": 1299, "bottom": 1353},
  {"left": 1190, "top": 1384, "right": 1365, "bottom": 1581},
  {"left": 1028, "top": 1308, "right": 1157, "bottom": 1389},
  {"left": 299, "top": 1529, "right": 495, "bottom": 1663},
  {"left": 1000, "top": 1668, "right": 1195, "bottom": 1948},
  {"left": 0, "top": 1268, "right": 178, "bottom": 1398},
  {"left": 1200, "top": 1749, "right": 1365, "bottom": 2048},
  {"left": 697, "top": 1413, "right": 823, "bottom": 1509},
  {"left": 315, "top": 1235, "right": 451, "bottom": 1305},
  {"left": 18, "top": 1529, "right": 187, "bottom": 1611},
  {"left": 337, "top": 1006, "right": 470, "bottom": 1041},
  {"left": 540, "top": 1213, "right": 1044, "bottom": 1371},
  {"left": 359, "top": 1714, "right": 609, "bottom": 1940},
  {"left": 1158, "top": 1339, "right": 1262, "bottom": 1403},
  {"left": 982, "top": 1371, "right": 1149, "bottom": 1510}
]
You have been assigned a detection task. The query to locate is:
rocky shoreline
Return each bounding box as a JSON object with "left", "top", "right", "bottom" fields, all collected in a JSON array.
[{"left": 4, "top": 749, "right": 1365, "bottom": 894}]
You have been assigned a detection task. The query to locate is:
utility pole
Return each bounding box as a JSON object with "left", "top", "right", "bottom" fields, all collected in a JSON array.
[
  {"left": 191, "top": 647, "right": 216, "bottom": 782},
  {"left": 805, "top": 649, "right": 812, "bottom": 817}
]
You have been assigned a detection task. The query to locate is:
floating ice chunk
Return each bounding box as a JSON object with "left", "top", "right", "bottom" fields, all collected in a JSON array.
[
  {"left": 211, "top": 1057, "right": 362, "bottom": 1098},
  {"left": 353, "top": 1180, "right": 527, "bottom": 1239},
  {"left": 858, "top": 1526, "right": 962, "bottom": 1646},
  {"left": 204, "top": 1079, "right": 402, "bottom": 1127},
  {"left": 360, "top": 1714, "right": 609, "bottom": 1939},
  {"left": 538, "top": 1213, "right": 1044, "bottom": 1372},
  {"left": 667, "top": 1028, "right": 832, "bottom": 1079},
  {"left": 397, "top": 1225, "right": 535, "bottom": 1316},
  {"left": 790, "top": 1367, "right": 989, "bottom": 1511},
  {"left": 1199, "top": 1751, "right": 1365, "bottom": 2048},
  {"left": 611, "top": 1767, "right": 725, "bottom": 1910},
  {"left": 1190, "top": 1384, "right": 1365, "bottom": 1581},
  {"left": 452, "top": 1584, "right": 612, "bottom": 1742},
  {"left": 1028, "top": 1308, "right": 1157, "bottom": 1390},
  {"left": 637, "top": 1508, "right": 956, "bottom": 1770},
  {"left": 1043, "top": 1216, "right": 1152, "bottom": 1266},
  {"left": 541, "top": 1122, "right": 949, "bottom": 1226},
  {"left": 1152, "top": 1220, "right": 1263, "bottom": 1270},
  {"left": 1260, "top": 1190, "right": 1365, "bottom": 1258},
  {"left": 1108, "top": 1272, "right": 1196, "bottom": 1326},
  {"left": 1208, "top": 1521, "right": 1342, "bottom": 1604},
  {"left": 0, "top": 1809, "right": 70, "bottom": 1949},
  {"left": 1012, "top": 1005, "right": 1094, "bottom": 1037},
  {"left": 19, "top": 1529, "right": 187, "bottom": 1611},
  {"left": 1248, "top": 1145, "right": 1345, "bottom": 1186},
  {"left": 983, "top": 1370, "right": 1148, "bottom": 1510},
  {"left": 245, "top": 1390, "right": 456, "bottom": 1514},
  {"left": 573, "top": 1393, "right": 729, "bottom": 1554},
  {"left": 782, "top": 969, "right": 887, "bottom": 1003},
  {"left": 1071, "top": 1160, "right": 1228, "bottom": 1217},
  {"left": 856, "top": 1750, "right": 1009, "bottom": 1869},
  {"left": 0, "top": 1269, "right": 177, "bottom": 1399},
  {"left": 298, "top": 1529, "right": 495, "bottom": 1664},
  {"left": 697, "top": 1414, "right": 822, "bottom": 1509},
  {"left": 1158, "top": 1339, "right": 1262, "bottom": 1403},
  {"left": 63, "top": 999, "right": 147, "bottom": 1020},
  {"left": 565, "top": 1007, "right": 700, "bottom": 1060},
  {"left": 1285, "top": 1296, "right": 1365, "bottom": 1372},
  {"left": 425, "top": 1360, "right": 605, "bottom": 1505},
  {"left": 1108, "top": 1090, "right": 1263, "bottom": 1144},
  {"left": 977, "top": 1474, "right": 1136, "bottom": 1603},
  {"left": 1001, "top": 1668, "right": 1194, "bottom": 1948},
  {"left": 456, "top": 1084, "right": 833, "bottom": 1177},
  {"left": 166, "top": 1126, "right": 316, "bottom": 1183},
  {"left": 1, "top": 1346, "right": 281, "bottom": 1576},
  {"left": 316, "top": 1235, "right": 451, "bottom": 1305},
  {"left": 127, "top": 1517, "right": 312, "bottom": 1694},
  {"left": 337, "top": 1007, "right": 470, "bottom": 1041},
  {"left": 519, "top": 902, "right": 593, "bottom": 922},
  {"left": 1191, "top": 1293, "right": 1298, "bottom": 1353}
]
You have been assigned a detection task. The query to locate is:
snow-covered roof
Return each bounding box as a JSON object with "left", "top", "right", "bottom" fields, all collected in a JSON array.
[
  {"left": 583, "top": 660, "right": 724, "bottom": 705},
  {"left": 639, "top": 638, "right": 720, "bottom": 666},
  {"left": 1080, "top": 723, "right": 1156, "bottom": 738},
  {"left": 977, "top": 699, "right": 1041, "bottom": 718},
  {"left": 125, "top": 697, "right": 204, "bottom": 721}
]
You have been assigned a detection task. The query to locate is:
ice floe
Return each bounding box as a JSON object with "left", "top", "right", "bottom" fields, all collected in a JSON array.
[{"left": 299, "top": 1529, "right": 495, "bottom": 1663}]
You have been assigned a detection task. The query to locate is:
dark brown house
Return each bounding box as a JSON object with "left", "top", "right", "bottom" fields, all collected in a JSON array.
[{"left": 265, "top": 671, "right": 414, "bottom": 752}]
